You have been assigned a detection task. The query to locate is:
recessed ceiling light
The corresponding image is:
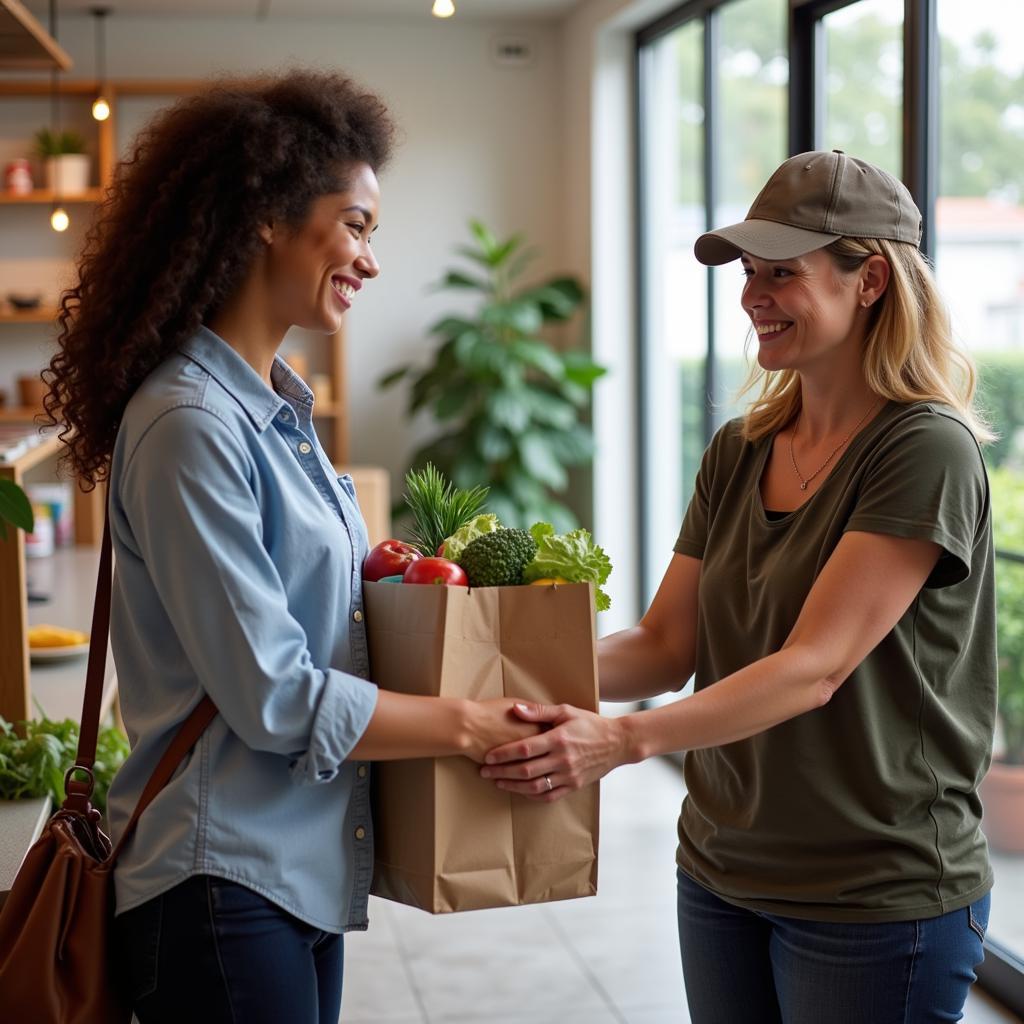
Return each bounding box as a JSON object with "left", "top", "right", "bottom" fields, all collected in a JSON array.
[{"left": 432, "top": 0, "right": 455, "bottom": 18}]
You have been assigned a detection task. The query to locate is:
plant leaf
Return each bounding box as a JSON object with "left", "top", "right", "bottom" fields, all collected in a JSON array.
[
  {"left": 518, "top": 431, "right": 568, "bottom": 490},
  {"left": 487, "top": 390, "right": 531, "bottom": 433},
  {"left": 468, "top": 219, "right": 499, "bottom": 258},
  {"left": 0, "top": 480, "right": 34, "bottom": 533},
  {"left": 437, "top": 270, "right": 491, "bottom": 292},
  {"left": 523, "top": 388, "right": 576, "bottom": 430},
  {"left": 562, "top": 350, "right": 608, "bottom": 387},
  {"left": 475, "top": 423, "right": 514, "bottom": 462},
  {"left": 377, "top": 366, "right": 409, "bottom": 390},
  {"left": 509, "top": 340, "right": 565, "bottom": 381}
]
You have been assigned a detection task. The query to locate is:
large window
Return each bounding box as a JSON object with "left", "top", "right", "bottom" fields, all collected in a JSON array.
[
  {"left": 637, "top": 0, "right": 1024, "bottom": 1008},
  {"left": 638, "top": 0, "right": 786, "bottom": 603}
]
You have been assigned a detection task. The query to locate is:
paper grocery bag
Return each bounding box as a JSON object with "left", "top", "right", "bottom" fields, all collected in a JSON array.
[{"left": 362, "top": 580, "right": 600, "bottom": 913}]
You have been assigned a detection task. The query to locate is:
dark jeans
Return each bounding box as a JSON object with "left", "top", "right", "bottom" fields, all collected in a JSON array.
[
  {"left": 115, "top": 874, "right": 344, "bottom": 1024},
  {"left": 677, "top": 868, "right": 989, "bottom": 1024}
]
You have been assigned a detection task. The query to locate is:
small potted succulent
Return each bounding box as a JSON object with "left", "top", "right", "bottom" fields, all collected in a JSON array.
[{"left": 33, "top": 129, "right": 90, "bottom": 194}]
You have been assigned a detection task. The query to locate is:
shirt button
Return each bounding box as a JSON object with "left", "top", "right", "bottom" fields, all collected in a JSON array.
[
  {"left": 353, "top": 609, "right": 363, "bottom": 623},
  {"left": 298, "top": 441, "right": 312, "bottom": 455},
  {"left": 355, "top": 826, "right": 366, "bottom": 840},
  {"left": 278, "top": 410, "right": 290, "bottom": 422},
  {"left": 357, "top": 765, "right": 367, "bottom": 779}
]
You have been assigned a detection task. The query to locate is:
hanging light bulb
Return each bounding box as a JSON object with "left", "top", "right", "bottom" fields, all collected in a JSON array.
[
  {"left": 90, "top": 8, "right": 110, "bottom": 122},
  {"left": 50, "top": 206, "right": 70, "bottom": 233},
  {"left": 432, "top": 0, "right": 455, "bottom": 17}
]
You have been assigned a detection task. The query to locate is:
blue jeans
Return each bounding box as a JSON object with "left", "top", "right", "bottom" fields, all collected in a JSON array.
[
  {"left": 115, "top": 874, "right": 344, "bottom": 1024},
  {"left": 677, "top": 869, "right": 989, "bottom": 1024}
]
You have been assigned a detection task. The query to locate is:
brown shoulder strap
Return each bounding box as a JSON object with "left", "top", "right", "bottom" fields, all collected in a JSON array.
[{"left": 66, "top": 512, "right": 217, "bottom": 859}]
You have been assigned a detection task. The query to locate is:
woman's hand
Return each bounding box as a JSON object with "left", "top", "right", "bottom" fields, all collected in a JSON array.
[
  {"left": 479, "top": 702, "right": 636, "bottom": 801},
  {"left": 460, "top": 699, "right": 544, "bottom": 763}
]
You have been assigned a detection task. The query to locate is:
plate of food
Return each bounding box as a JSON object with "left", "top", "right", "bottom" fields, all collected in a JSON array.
[{"left": 28, "top": 624, "right": 90, "bottom": 662}]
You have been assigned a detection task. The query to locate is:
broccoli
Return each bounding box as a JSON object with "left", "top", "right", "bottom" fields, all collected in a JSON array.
[{"left": 459, "top": 528, "right": 538, "bottom": 588}]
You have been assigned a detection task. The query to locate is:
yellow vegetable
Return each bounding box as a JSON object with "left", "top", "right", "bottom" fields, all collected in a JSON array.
[
  {"left": 528, "top": 577, "right": 570, "bottom": 587},
  {"left": 28, "top": 624, "right": 88, "bottom": 649}
]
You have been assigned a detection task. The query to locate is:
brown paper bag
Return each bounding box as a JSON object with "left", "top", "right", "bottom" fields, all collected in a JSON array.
[{"left": 362, "top": 580, "right": 600, "bottom": 913}]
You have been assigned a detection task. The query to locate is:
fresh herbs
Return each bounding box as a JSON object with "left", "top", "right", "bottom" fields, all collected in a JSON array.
[
  {"left": 403, "top": 464, "right": 489, "bottom": 557},
  {"left": 0, "top": 716, "right": 128, "bottom": 813}
]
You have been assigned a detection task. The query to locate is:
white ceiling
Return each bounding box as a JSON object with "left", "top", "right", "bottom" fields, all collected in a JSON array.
[{"left": 23, "top": 0, "right": 581, "bottom": 19}]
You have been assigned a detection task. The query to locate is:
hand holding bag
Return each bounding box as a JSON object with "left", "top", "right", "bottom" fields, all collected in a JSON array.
[{"left": 0, "top": 520, "right": 216, "bottom": 1023}]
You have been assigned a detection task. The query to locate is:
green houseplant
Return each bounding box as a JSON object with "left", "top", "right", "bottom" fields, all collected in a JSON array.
[
  {"left": 33, "top": 128, "right": 87, "bottom": 158},
  {"left": 981, "top": 466, "right": 1024, "bottom": 851},
  {"left": 380, "top": 220, "right": 605, "bottom": 531}
]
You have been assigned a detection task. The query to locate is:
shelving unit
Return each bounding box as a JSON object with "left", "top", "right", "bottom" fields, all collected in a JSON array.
[
  {"left": 0, "top": 77, "right": 352, "bottom": 463},
  {"left": 0, "top": 433, "right": 108, "bottom": 725}
]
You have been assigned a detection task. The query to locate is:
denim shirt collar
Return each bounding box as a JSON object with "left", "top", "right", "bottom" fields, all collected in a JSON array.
[{"left": 180, "top": 325, "right": 315, "bottom": 433}]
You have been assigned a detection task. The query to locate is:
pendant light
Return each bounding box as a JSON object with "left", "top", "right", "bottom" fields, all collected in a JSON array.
[
  {"left": 48, "top": 0, "right": 69, "bottom": 232},
  {"left": 432, "top": 0, "right": 455, "bottom": 17},
  {"left": 90, "top": 7, "right": 110, "bottom": 122}
]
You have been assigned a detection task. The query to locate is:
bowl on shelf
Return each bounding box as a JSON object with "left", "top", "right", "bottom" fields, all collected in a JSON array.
[{"left": 6, "top": 293, "right": 42, "bottom": 311}]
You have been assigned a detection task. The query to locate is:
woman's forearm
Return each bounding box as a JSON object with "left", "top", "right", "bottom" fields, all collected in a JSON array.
[
  {"left": 598, "top": 624, "right": 693, "bottom": 702},
  {"left": 349, "top": 691, "right": 473, "bottom": 761},
  {"left": 619, "top": 643, "right": 834, "bottom": 762}
]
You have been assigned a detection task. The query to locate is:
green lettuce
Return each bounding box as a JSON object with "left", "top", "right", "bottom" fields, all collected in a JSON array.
[
  {"left": 441, "top": 513, "right": 501, "bottom": 562},
  {"left": 523, "top": 522, "right": 613, "bottom": 611}
]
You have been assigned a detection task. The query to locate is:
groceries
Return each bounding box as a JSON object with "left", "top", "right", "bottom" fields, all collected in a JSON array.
[{"left": 363, "top": 465, "right": 612, "bottom": 610}]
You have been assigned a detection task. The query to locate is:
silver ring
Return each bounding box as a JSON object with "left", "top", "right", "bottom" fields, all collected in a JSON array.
[{"left": 544, "top": 775, "right": 553, "bottom": 791}]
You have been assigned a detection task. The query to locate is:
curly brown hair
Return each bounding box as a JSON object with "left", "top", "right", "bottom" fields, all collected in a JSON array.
[{"left": 43, "top": 69, "right": 395, "bottom": 487}]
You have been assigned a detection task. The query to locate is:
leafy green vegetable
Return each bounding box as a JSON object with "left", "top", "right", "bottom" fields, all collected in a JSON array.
[
  {"left": 0, "top": 716, "right": 129, "bottom": 814},
  {"left": 404, "top": 463, "right": 489, "bottom": 556},
  {"left": 441, "top": 513, "right": 501, "bottom": 561},
  {"left": 523, "top": 522, "right": 613, "bottom": 611}
]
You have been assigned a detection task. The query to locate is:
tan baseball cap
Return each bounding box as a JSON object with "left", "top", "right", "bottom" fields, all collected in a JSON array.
[{"left": 694, "top": 149, "right": 922, "bottom": 266}]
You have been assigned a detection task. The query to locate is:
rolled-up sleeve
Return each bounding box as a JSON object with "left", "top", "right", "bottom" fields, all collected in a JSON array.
[{"left": 119, "top": 404, "right": 377, "bottom": 780}]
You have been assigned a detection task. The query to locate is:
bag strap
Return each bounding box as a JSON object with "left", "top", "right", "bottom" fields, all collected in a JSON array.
[{"left": 63, "top": 512, "right": 217, "bottom": 859}]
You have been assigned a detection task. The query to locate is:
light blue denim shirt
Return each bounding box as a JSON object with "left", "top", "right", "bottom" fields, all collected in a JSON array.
[{"left": 106, "top": 325, "right": 379, "bottom": 933}]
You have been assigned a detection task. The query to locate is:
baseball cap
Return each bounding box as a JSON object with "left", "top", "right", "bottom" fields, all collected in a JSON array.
[{"left": 693, "top": 149, "right": 923, "bottom": 266}]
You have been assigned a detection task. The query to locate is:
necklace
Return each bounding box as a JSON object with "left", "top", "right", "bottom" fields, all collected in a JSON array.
[{"left": 789, "top": 398, "right": 882, "bottom": 491}]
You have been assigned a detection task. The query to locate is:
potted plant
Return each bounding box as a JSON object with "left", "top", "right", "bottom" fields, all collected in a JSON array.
[
  {"left": 380, "top": 220, "right": 605, "bottom": 531},
  {"left": 981, "top": 466, "right": 1024, "bottom": 852},
  {"left": 33, "top": 128, "right": 90, "bottom": 194}
]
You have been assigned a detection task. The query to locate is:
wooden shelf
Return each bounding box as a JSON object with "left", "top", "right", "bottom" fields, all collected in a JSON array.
[
  {"left": 0, "top": 430, "right": 58, "bottom": 472},
  {"left": 0, "top": 407, "right": 43, "bottom": 422},
  {"left": 0, "top": 308, "right": 56, "bottom": 324},
  {"left": 0, "top": 189, "right": 101, "bottom": 205}
]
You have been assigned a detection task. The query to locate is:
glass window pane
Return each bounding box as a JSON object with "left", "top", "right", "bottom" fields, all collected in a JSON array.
[
  {"left": 639, "top": 18, "right": 705, "bottom": 602},
  {"left": 937, "top": 0, "right": 1024, "bottom": 963},
  {"left": 821, "top": 0, "right": 903, "bottom": 178},
  {"left": 712, "top": 0, "right": 788, "bottom": 430}
]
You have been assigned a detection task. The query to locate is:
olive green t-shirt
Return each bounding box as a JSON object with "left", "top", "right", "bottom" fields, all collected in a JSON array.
[{"left": 674, "top": 400, "right": 996, "bottom": 922}]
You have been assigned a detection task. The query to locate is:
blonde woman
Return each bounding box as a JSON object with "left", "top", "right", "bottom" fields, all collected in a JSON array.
[{"left": 483, "top": 150, "right": 996, "bottom": 1022}]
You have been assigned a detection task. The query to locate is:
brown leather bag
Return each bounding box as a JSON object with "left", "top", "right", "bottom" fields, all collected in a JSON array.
[{"left": 0, "top": 519, "right": 216, "bottom": 1023}]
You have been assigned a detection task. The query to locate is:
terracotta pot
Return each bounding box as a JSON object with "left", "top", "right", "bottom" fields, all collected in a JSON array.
[
  {"left": 980, "top": 759, "right": 1024, "bottom": 853},
  {"left": 17, "top": 375, "right": 48, "bottom": 410}
]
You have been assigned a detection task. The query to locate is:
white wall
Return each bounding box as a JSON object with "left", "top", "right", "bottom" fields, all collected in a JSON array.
[{"left": 0, "top": 13, "right": 565, "bottom": 491}]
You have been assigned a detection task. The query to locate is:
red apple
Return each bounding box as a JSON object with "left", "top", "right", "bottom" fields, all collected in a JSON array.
[
  {"left": 363, "top": 539, "right": 423, "bottom": 582},
  {"left": 402, "top": 557, "right": 469, "bottom": 587}
]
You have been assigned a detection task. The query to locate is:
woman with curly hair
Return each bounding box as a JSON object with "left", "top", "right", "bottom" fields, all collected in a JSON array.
[{"left": 43, "top": 69, "right": 536, "bottom": 1023}]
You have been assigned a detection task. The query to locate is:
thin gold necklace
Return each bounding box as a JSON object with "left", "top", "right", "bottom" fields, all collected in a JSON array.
[{"left": 789, "top": 399, "right": 882, "bottom": 491}]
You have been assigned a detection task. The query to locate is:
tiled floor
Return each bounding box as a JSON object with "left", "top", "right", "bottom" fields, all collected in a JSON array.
[{"left": 343, "top": 755, "right": 1022, "bottom": 1024}]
